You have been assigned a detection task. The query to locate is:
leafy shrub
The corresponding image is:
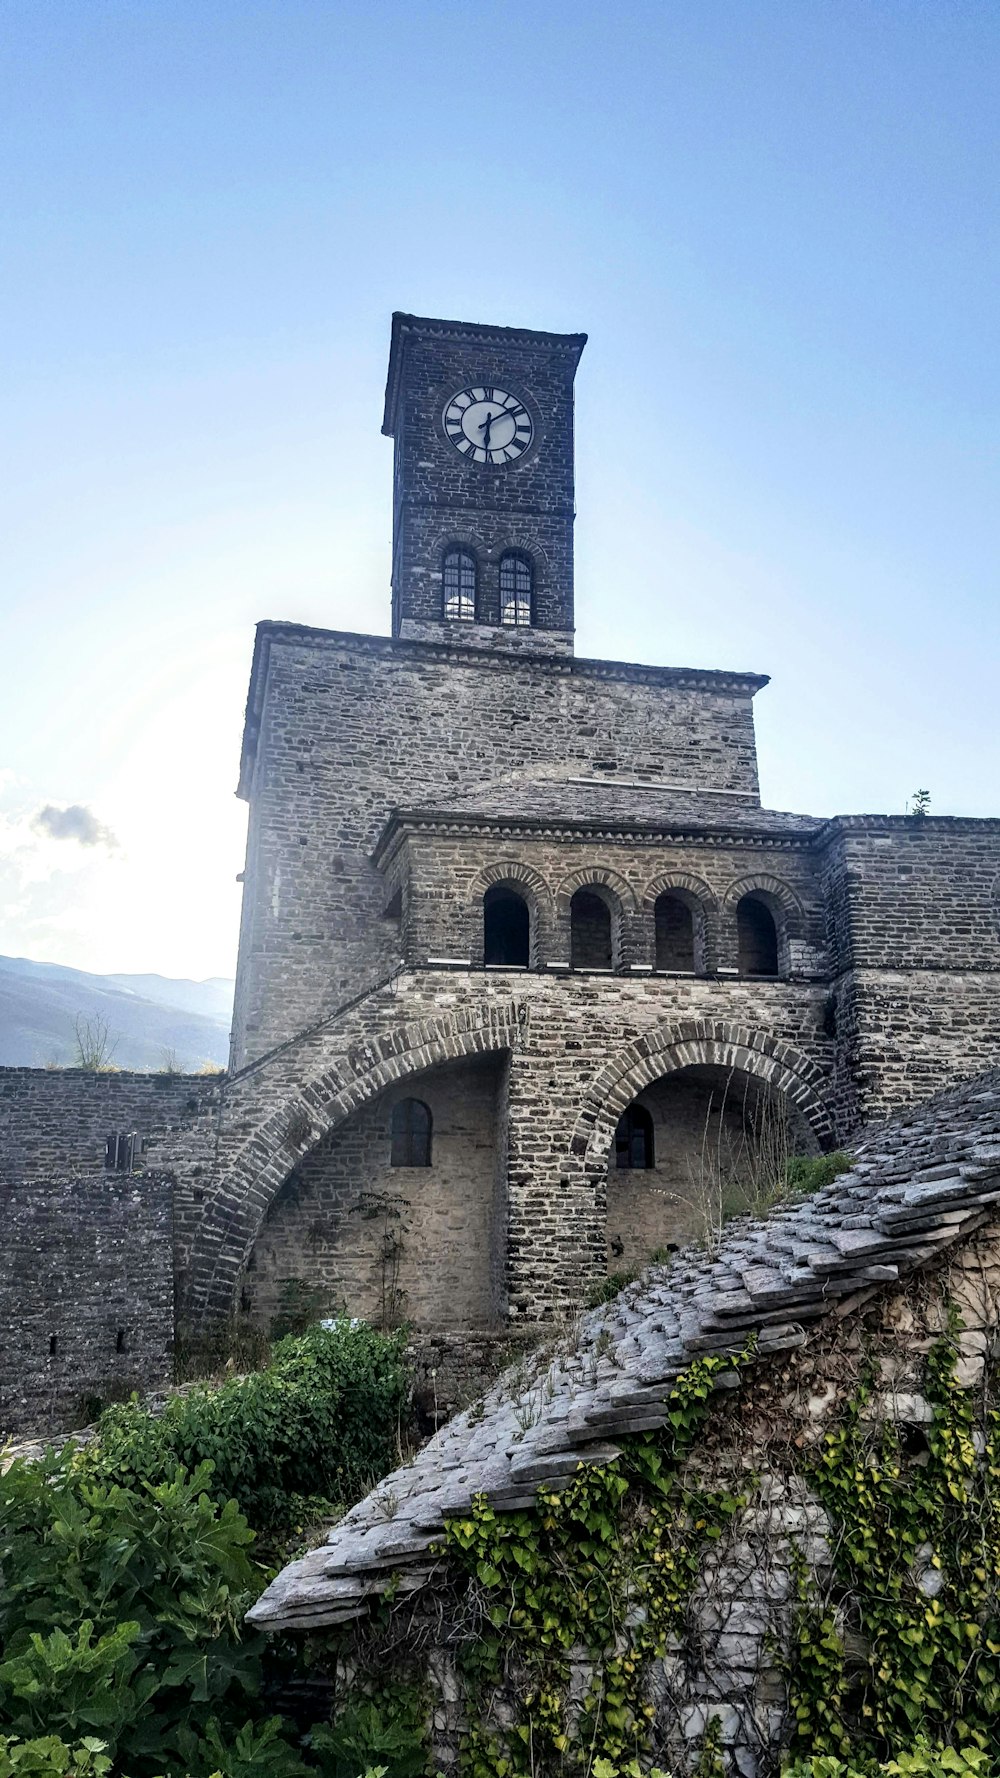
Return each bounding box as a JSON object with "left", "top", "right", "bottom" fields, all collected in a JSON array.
[
  {"left": 0, "top": 1738, "right": 116, "bottom": 1778},
  {"left": 80, "top": 1322, "right": 410, "bottom": 1532},
  {"left": 0, "top": 1451, "right": 271, "bottom": 1776},
  {"left": 786, "top": 1745, "right": 994, "bottom": 1777},
  {"left": 309, "top": 1690, "right": 427, "bottom": 1778}
]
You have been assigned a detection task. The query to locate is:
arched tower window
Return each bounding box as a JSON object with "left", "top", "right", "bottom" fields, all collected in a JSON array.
[
  {"left": 654, "top": 893, "right": 695, "bottom": 971},
  {"left": 484, "top": 884, "right": 530, "bottom": 968},
  {"left": 570, "top": 888, "right": 613, "bottom": 970},
  {"left": 442, "top": 549, "right": 477, "bottom": 621},
  {"left": 737, "top": 894, "right": 779, "bottom": 977},
  {"left": 390, "top": 1097, "right": 432, "bottom": 1167},
  {"left": 614, "top": 1102, "right": 654, "bottom": 1170},
  {"left": 499, "top": 552, "right": 532, "bottom": 627}
]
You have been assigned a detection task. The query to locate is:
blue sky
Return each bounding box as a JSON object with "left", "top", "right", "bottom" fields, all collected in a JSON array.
[{"left": 2, "top": 0, "right": 998, "bottom": 979}]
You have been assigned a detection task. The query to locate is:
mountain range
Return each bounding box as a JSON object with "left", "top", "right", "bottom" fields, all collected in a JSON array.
[{"left": 0, "top": 954, "right": 234, "bottom": 1072}]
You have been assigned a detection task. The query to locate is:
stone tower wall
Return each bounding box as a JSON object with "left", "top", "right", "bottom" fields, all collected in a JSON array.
[{"left": 230, "top": 627, "right": 764, "bottom": 1067}]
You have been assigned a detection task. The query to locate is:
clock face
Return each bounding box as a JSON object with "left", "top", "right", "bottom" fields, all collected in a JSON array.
[{"left": 443, "top": 385, "right": 534, "bottom": 465}]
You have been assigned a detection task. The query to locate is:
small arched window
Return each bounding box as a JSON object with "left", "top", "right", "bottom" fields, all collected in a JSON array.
[
  {"left": 484, "top": 885, "right": 530, "bottom": 968},
  {"left": 737, "top": 894, "right": 779, "bottom": 977},
  {"left": 499, "top": 552, "right": 532, "bottom": 627},
  {"left": 655, "top": 893, "right": 695, "bottom": 971},
  {"left": 390, "top": 1097, "right": 432, "bottom": 1167},
  {"left": 443, "top": 549, "right": 477, "bottom": 621},
  {"left": 571, "top": 888, "right": 613, "bottom": 970},
  {"left": 614, "top": 1103, "right": 654, "bottom": 1170}
]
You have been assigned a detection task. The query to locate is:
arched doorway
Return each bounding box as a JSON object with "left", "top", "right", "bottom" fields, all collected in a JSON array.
[{"left": 606, "top": 1063, "right": 821, "bottom": 1273}]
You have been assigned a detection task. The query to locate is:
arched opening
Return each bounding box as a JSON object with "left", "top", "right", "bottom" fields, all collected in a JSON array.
[
  {"left": 390, "top": 1097, "right": 432, "bottom": 1167},
  {"left": 614, "top": 1103, "right": 654, "bottom": 1170},
  {"left": 737, "top": 894, "right": 780, "bottom": 977},
  {"left": 570, "top": 888, "right": 613, "bottom": 970},
  {"left": 606, "top": 1065, "right": 819, "bottom": 1273},
  {"left": 499, "top": 551, "right": 533, "bottom": 627},
  {"left": 241, "top": 1056, "right": 507, "bottom": 1335},
  {"left": 443, "top": 548, "right": 477, "bottom": 621},
  {"left": 654, "top": 893, "right": 696, "bottom": 971},
  {"left": 484, "top": 884, "right": 530, "bottom": 968}
]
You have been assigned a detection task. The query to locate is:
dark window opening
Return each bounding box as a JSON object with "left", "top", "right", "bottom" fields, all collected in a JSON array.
[
  {"left": 443, "top": 549, "right": 477, "bottom": 621},
  {"left": 390, "top": 1097, "right": 432, "bottom": 1168},
  {"left": 615, "top": 1103, "right": 654, "bottom": 1170},
  {"left": 499, "top": 551, "right": 532, "bottom": 627},
  {"left": 105, "top": 1132, "right": 141, "bottom": 1173},
  {"left": 48, "top": 1335, "right": 58, "bottom": 1357},
  {"left": 116, "top": 1328, "right": 127, "bottom": 1354},
  {"left": 655, "top": 894, "right": 695, "bottom": 971},
  {"left": 484, "top": 885, "right": 530, "bottom": 967},
  {"left": 737, "top": 894, "right": 779, "bottom": 977},
  {"left": 571, "top": 888, "right": 613, "bottom": 969}
]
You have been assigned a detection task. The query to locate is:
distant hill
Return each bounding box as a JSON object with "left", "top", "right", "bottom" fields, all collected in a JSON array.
[{"left": 0, "top": 955, "right": 234, "bottom": 1072}]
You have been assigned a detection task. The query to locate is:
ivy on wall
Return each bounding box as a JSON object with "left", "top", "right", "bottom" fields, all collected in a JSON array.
[
  {"left": 442, "top": 1355, "right": 748, "bottom": 1778},
  {"left": 789, "top": 1316, "right": 1000, "bottom": 1761}
]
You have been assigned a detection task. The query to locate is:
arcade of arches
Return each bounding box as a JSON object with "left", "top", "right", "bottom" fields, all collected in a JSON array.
[{"left": 241, "top": 1052, "right": 820, "bottom": 1333}]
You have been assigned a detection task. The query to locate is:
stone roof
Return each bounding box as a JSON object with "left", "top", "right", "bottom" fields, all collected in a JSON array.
[
  {"left": 247, "top": 1070, "right": 1000, "bottom": 1633},
  {"left": 372, "top": 785, "right": 822, "bottom": 859}
]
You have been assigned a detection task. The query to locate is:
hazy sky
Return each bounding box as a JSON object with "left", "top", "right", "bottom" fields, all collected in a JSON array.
[{"left": 2, "top": 1, "right": 998, "bottom": 982}]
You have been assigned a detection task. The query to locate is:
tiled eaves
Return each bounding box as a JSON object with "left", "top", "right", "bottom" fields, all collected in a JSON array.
[
  {"left": 247, "top": 1071, "right": 1000, "bottom": 1634},
  {"left": 371, "top": 809, "right": 823, "bottom": 871}
]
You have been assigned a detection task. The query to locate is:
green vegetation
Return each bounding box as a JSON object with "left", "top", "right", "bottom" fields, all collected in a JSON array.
[
  {"left": 439, "top": 1353, "right": 752, "bottom": 1778},
  {"left": 0, "top": 1324, "right": 413, "bottom": 1778},
  {"left": 80, "top": 1322, "right": 409, "bottom": 1535},
  {"left": 788, "top": 1320, "right": 1000, "bottom": 1762}
]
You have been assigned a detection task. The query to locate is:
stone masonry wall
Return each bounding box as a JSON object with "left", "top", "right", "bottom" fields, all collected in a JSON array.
[
  {"left": 0, "top": 1164, "right": 174, "bottom": 1438},
  {"left": 230, "top": 628, "right": 765, "bottom": 1067},
  {"left": 245, "top": 1054, "right": 505, "bottom": 1331}
]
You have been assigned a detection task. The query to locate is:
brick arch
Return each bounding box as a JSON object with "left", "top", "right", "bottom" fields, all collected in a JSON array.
[
  {"left": 570, "top": 1017, "right": 834, "bottom": 1174},
  {"left": 555, "top": 864, "right": 639, "bottom": 915},
  {"left": 722, "top": 872, "right": 806, "bottom": 935},
  {"left": 642, "top": 869, "right": 719, "bottom": 913},
  {"left": 186, "top": 1000, "right": 528, "bottom": 1321},
  {"left": 471, "top": 858, "right": 554, "bottom": 907}
]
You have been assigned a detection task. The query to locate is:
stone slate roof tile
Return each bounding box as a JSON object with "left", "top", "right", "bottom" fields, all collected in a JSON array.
[{"left": 247, "top": 1067, "right": 1000, "bottom": 1633}]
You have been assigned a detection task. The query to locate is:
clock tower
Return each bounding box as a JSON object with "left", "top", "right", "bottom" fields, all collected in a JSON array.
[{"left": 382, "top": 312, "right": 587, "bottom": 655}]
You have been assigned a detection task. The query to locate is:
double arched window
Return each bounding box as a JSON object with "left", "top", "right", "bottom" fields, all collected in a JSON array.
[
  {"left": 442, "top": 549, "right": 477, "bottom": 621},
  {"left": 390, "top": 1097, "right": 432, "bottom": 1167},
  {"left": 499, "top": 552, "right": 533, "bottom": 627}
]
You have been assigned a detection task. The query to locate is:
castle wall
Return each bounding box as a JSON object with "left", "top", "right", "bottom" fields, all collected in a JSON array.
[{"left": 230, "top": 628, "right": 765, "bottom": 1067}]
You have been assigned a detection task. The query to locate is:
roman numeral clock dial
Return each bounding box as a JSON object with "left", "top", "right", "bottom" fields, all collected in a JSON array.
[{"left": 443, "top": 386, "right": 534, "bottom": 465}]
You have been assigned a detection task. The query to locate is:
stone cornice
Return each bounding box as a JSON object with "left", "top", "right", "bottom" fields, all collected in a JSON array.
[
  {"left": 382, "top": 311, "right": 588, "bottom": 436},
  {"left": 372, "top": 808, "right": 820, "bottom": 868},
  {"left": 814, "top": 813, "right": 1000, "bottom": 842}
]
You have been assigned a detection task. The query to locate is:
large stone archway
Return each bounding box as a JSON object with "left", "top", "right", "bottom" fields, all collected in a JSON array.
[
  {"left": 570, "top": 1017, "right": 834, "bottom": 1177},
  {"left": 186, "top": 998, "right": 527, "bottom": 1321}
]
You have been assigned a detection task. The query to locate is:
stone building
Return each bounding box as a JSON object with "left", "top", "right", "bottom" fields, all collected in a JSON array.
[
  {"left": 225, "top": 311, "right": 1000, "bottom": 1338},
  {"left": 2, "top": 309, "right": 1000, "bottom": 1432}
]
